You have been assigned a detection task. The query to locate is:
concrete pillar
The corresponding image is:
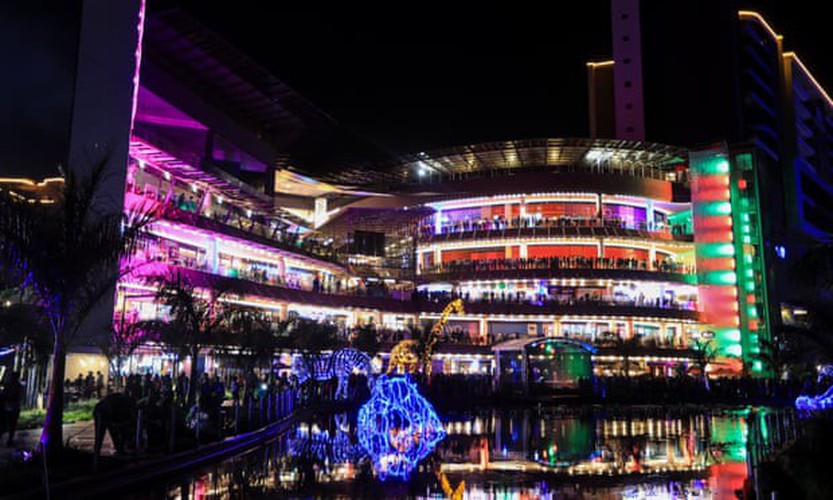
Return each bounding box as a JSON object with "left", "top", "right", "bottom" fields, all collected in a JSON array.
[
  {"left": 67, "top": 0, "right": 146, "bottom": 339},
  {"left": 479, "top": 318, "right": 488, "bottom": 341},
  {"left": 551, "top": 319, "right": 560, "bottom": 337},
  {"left": 646, "top": 199, "right": 655, "bottom": 231},
  {"left": 519, "top": 244, "right": 528, "bottom": 259},
  {"left": 276, "top": 303, "right": 288, "bottom": 321},
  {"left": 649, "top": 245, "right": 657, "bottom": 269},
  {"left": 206, "top": 238, "right": 219, "bottom": 273}
]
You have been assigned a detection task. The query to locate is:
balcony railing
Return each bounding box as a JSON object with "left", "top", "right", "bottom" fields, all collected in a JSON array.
[
  {"left": 418, "top": 217, "right": 694, "bottom": 243},
  {"left": 125, "top": 191, "right": 344, "bottom": 266},
  {"left": 420, "top": 257, "right": 695, "bottom": 278},
  {"left": 417, "top": 296, "right": 701, "bottom": 320}
]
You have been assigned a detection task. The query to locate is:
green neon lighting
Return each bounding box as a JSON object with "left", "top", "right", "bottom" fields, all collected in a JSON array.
[
  {"left": 728, "top": 152, "right": 773, "bottom": 376},
  {"left": 699, "top": 242, "right": 735, "bottom": 257},
  {"left": 697, "top": 201, "right": 733, "bottom": 216},
  {"left": 702, "top": 270, "right": 737, "bottom": 285},
  {"left": 724, "top": 344, "right": 743, "bottom": 357},
  {"left": 697, "top": 158, "right": 731, "bottom": 175},
  {"left": 715, "top": 329, "right": 742, "bottom": 343}
]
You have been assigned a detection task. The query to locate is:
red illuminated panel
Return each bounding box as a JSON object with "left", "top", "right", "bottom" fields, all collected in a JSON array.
[
  {"left": 604, "top": 246, "right": 648, "bottom": 260},
  {"left": 442, "top": 248, "right": 507, "bottom": 263},
  {"left": 527, "top": 245, "right": 597, "bottom": 259},
  {"left": 709, "top": 463, "right": 748, "bottom": 500},
  {"left": 694, "top": 216, "right": 733, "bottom": 229},
  {"left": 696, "top": 258, "right": 736, "bottom": 273},
  {"left": 488, "top": 205, "right": 508, "bottom": 218},
  {"left": 525, "top": 202, "right": 596, "bottom": 218}
]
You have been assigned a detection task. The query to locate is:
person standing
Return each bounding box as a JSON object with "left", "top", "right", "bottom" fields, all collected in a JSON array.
[
  {"left": 95, "top": 371, "right": 105, "bottom": 399},
  {"left": 1, "top": 371, "right": 23, "bottom": 446}
]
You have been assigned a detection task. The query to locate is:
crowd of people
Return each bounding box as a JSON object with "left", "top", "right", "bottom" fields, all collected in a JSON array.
[
  {"left": 125, "top": 177, "right": 339, "bottom": 264},
  {"left": 418, "top": 214, "right": 691, "bottom": 239},
  {"left": 66, "top": 370, "right": 106, "bottom": 401},
  {"left": 414, "top": 287, "right": 697, "bottom": 312},
  {"left": 422, "top": 256, "right": 693, "bottom": 275}
]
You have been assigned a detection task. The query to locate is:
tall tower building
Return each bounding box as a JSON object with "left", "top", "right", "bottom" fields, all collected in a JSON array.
[{"left": 589, "top": 2, "right": 833, "bottom": 374}]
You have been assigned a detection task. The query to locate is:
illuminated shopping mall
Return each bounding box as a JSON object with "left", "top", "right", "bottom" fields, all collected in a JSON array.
[
  {"left": 6, "top": 6, "right": 831, "bottom": 391},
  {"left": 120, "top": 133, "right": 708, "bottom": 385}
]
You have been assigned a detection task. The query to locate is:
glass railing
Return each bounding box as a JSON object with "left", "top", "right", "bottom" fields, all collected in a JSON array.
[
  {"left": 418, "top": 217, "right": 693, "bottom": 241},
  {"left": 124, "top": 190, "right": 342, "bottom": 264},
  {"left": 420, "top": 257, "right": 695, "bottom": 275},
  {"left": 415, "top": 292, "right": 699, "bottom": 312}
]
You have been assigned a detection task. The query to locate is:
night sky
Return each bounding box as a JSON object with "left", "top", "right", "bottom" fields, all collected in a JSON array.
[
  {"left": 1, "top": 1, "right": 829, "bottom": 177},
  {"left": 157, "top": 0, "right": 832, "bottom": 154}
]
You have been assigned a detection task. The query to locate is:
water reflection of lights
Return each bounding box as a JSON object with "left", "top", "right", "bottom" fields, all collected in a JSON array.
[{"left": 154, "top": 408, "right": 798, "bottom": 499}]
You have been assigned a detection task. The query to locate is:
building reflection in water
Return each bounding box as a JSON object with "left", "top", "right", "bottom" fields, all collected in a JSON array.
[{"left": 142, "top": 407, "right": 798, "bottom": 499}]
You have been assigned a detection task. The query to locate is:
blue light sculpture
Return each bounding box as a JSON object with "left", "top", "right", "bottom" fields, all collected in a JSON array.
[
  {"left": 292, "top": 347, "right": 374, "bottom": 399},
  {"left": 795, "top": 384, "right": 833, "bottom": 411},
  {"left": 357, "top": 375, "right": 445, "bottom": 480}
]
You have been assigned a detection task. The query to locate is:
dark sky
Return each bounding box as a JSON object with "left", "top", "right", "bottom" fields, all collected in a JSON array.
[
  {"left": 157, "top": 0, "right": 832, "bottom": 155},
  {"left": 1, "top": 1, "right": 829, "bottom": 177}
]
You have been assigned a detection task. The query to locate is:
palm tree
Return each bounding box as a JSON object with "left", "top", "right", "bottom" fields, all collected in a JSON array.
[
  {"left": 214, "top": 310, "right": 286, "bottom": 375},
  {"left": 144, "top": 271, "right": 233, "bottom": 407},
  {"left": 609, "top": 333, "right": 641, "bottom": 379},
  {"left": 0, "top": 164, "right": 152, "bottom": 454},
  {"left": 691, "top": 339, "right": 718, "bottom": 391},
  {"left": 351, "top": 323, "right": 381, "bottom": 357}
]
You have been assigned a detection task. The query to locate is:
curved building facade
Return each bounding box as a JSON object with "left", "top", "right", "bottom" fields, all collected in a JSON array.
[{"left": 399, "top": 139, "right": 703, "bottom": 377}]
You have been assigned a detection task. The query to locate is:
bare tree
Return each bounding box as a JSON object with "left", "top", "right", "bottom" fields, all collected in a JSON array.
[{"left": 98, "top": 310, "right": 148, "bottom": 391}]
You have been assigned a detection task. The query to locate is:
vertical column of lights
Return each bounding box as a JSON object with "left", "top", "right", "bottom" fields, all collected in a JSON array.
[
  {"left": 730, "top": 152, "right": 771, "bottom": 375},
  {"left": 690, "top": 148, "right": 742, "bottom": 360}
]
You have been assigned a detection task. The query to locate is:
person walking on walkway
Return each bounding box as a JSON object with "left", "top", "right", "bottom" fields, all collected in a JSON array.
[{"left": 0, "top": 371, "right": 23, "bottom": 446}]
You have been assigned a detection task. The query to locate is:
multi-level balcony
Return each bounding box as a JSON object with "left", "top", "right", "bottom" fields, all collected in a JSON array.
[
  {"left": 418, "top": 257, "right": 695, "bottom": 283},
  {"left": 418, "top": 217, "right": 694, "bottom": 244},
  {"left": 125, "top": 263, "right": 415, "bottom": 314},
  {"left": 417, "top": 295, "right": 701, "bottom": 321},
  {"left": 159, "top": 203, "right": 342, "bottom": 265}
]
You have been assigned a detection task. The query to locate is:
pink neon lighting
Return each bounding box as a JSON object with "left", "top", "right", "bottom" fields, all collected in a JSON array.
[{"left": 129, "top": 0, "right": 147, "bottom": 131}]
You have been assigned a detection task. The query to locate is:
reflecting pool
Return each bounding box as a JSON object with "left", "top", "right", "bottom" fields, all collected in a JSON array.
[{"left": 132, "top": 406, "right": 799, "bottom": 499}]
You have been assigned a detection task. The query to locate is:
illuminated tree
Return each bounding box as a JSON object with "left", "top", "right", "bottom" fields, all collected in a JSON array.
[{"left": 0, "top": 163, "right": 152, "bottom": 454}]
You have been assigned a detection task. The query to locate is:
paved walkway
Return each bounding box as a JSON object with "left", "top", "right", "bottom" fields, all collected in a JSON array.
[{"left": 0, "top": 420, "right": 114, "bottom": 465}]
